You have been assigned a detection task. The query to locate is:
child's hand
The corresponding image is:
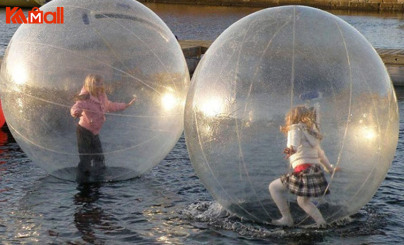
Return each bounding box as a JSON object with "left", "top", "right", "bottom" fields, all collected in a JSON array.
[
  {"left": 72, "top": 111, "right": 82, "bottom": 118},
  {"left": 126, "top": 97, "right": 136, "bottom": 108},
  {"left": 328, "top": 165, "right": 341, "bottom": 174},
  {"left": 283, "top": 147, "right": 296, "bottom": 159}
]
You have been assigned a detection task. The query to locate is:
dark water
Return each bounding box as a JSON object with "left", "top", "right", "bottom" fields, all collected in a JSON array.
[
  {"left": 1, "top": 3, "right": 404, "bottom": 244},
  {"left": 145, "top": 4, "right": 404, "bottom": 49}
]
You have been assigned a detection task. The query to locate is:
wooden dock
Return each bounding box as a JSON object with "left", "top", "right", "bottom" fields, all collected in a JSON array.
[
  {"left": 179, "top": 40, "right": 404, "bottom": 86},
  {"left": 180, "top": 40, "right": 211, "bottom": 58},
  {"left": 375, "top": 48, "right": 404, "bottom": 86}
]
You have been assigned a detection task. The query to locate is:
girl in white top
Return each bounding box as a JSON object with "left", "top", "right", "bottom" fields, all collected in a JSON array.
[{"left": 269, "top": 105, "right": 337, "bottom": 227}]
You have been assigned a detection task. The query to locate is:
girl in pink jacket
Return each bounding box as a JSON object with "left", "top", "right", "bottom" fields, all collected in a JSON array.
[{"left": 71, "top": 74, "right": 136, "bottom": 182}]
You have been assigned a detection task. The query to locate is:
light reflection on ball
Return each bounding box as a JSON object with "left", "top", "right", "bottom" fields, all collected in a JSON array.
[
  {"left": 184, "top": 6, "right": 398, "bottom": 225},
  {"left": 0, "top": 0, "right": 189, "bottom": 182}
]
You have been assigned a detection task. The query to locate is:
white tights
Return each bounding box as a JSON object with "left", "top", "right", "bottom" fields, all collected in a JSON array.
[{"left": 269, "top": 178, "right": 326, "bottom": 226}]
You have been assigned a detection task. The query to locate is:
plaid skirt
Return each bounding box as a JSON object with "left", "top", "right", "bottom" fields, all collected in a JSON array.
[{"left": 280, "top": 164, "right": 330, "bottom": 197}]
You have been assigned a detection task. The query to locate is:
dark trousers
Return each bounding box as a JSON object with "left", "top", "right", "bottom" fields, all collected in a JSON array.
[{"left": 76, "top": 125, "right": 105, "bottom": 173}]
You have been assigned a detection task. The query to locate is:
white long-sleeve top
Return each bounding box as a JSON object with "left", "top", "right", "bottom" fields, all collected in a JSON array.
[{"left": 287, "top": 123, "right": 333, "bottom": 172}]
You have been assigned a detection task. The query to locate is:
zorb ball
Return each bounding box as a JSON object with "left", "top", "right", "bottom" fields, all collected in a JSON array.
[
  {"left": 0, "top": 0, "right": 189, "bottom": 182},
  {"left": 184, "top": 6, "right": 398, "bottom": 225}
]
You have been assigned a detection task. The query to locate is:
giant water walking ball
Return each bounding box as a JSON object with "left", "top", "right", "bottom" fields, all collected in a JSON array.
[
  {"left": 184, "top": 6, "right": 398, "bottom": 225},
  {"left": 0, "top": 0, "right": 189, "bottom": 182}
]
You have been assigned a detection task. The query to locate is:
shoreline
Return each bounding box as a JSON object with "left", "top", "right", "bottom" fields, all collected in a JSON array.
[
  {"left": 139, "top": 0, "right": 404, "bottom": 12},
  {"left": 0, "top": 0, "right": 403, "bottom": 12}
]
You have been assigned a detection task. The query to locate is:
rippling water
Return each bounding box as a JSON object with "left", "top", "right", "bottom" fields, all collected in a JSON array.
[
  {"left": 146, "top": 4, "right": 404, "bottom": 49},
  {"left": 1, "top": 3, "right": 404, "bottom": 244}
]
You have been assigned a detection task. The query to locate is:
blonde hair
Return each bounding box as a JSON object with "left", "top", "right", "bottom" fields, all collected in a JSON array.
[
  {"left": 83, "top": 74, "right": 105, "bottom": 96},
  {"left": 280, "top": 105, "right": 322, "bottom": 139}
]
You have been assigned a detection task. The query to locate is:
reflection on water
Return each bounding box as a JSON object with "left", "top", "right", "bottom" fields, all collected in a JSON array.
[{"left": 74, "top": 184, "right": 104, "bottom": 244}]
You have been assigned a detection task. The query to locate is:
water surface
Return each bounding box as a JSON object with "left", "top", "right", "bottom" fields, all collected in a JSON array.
[{"left": 0, "top": 3, "right": 404, "bottom": 244}]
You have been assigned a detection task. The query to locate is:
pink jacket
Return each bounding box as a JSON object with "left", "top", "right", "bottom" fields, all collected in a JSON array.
[{"left": 70, "top": 88, "right": 127, "bottom": 135}]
